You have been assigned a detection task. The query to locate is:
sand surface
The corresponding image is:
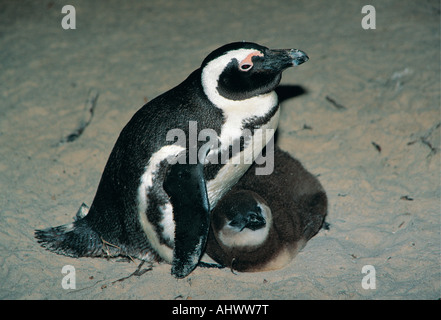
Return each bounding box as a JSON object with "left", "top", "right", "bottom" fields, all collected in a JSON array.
[{"left": 0, "top": 0, "right": 439, "bottom": 300}]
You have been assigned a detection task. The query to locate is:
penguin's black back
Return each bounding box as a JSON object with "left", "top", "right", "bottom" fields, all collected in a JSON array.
[
  {"left": 88, "top": 68, "right": 226, "bottom": 247},
  {"left": 36, "top": 69, "right": 225, "bottom": 259}
]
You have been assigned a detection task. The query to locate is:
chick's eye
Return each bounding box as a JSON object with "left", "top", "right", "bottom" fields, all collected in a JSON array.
[{"left": 239, "top": 63, "right": 252, "bottom": 71}]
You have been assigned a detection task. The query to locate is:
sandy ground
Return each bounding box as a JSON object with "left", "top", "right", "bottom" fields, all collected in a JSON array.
[{"left": 0, "top": 0, "right": 439, "bottom": 300}]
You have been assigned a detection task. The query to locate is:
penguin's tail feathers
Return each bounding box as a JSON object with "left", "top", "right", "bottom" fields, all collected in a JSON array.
[{"left": 35, "top": 217, "right": 104, "bottom": 258}]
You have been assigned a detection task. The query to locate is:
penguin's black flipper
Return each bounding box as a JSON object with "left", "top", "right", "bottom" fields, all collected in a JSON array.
[{"left": 163, "top": 163, "right": 210, "bottom": 279}]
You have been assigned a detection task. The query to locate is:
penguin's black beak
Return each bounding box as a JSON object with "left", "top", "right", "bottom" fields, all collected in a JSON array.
[
  {"left": 289, "top": 49, "right": 309, "bottom": 66},
  {"left": 261, "top": 48, "right": 309, "bottom": 71}
]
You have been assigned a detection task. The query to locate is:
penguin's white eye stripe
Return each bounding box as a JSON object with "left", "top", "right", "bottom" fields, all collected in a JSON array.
[{"left": 239, "top": 51, "right": 263, "bottom": 72}]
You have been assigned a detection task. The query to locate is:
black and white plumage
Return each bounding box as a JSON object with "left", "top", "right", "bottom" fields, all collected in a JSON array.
[
  {"left": 35, "top": 42, "right": 309, "bottom": 278},
  {"left": 206, "top": 146, "right": 327, "bottom": 272}
]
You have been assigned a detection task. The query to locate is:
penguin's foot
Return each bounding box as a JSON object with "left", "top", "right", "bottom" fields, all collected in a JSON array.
[
  {"left": 197, "top": 261, "right": 225, "bottom": 269},
  {"left": 111, "top": 261, "right": 153, "bottom": 284},
  {"left": 230, "top": 258, "right": 238, "bottom": 275}
]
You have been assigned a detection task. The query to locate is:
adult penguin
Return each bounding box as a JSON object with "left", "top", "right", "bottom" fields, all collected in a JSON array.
[{"left": 35, "top": 42, "right": 309, "bottom": 278}]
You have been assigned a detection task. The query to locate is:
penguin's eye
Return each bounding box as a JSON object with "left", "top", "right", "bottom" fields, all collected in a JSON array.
[
  {"left": 239, "top": 63, "right": 253, "bottom": 72},
  {"left": 238, "top": 51, "right": 262, "bottom": 72}
]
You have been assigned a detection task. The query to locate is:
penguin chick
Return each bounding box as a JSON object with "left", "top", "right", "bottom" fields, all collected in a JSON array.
[
  {"left": 206, "top": 147, "right": 327, "bottom": 272},
  {"left": 35, "top": 42, "right": 309, "bottom": 278}
]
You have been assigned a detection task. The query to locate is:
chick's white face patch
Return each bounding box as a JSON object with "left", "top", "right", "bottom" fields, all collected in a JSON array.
[{"left": 217, "top": 201, "right": 272, "bottom": 249}]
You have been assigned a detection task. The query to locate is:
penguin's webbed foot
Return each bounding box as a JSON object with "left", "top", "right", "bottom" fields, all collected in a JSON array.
[{"left": 197, "top": 261, "right": 225, "bottom": 269}]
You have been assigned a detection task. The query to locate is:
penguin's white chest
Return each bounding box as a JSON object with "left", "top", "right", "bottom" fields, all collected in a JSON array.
[
  {"left": 206, "top": 102, "right": 279, "bottom": 207},
  {"left": 137, "top": 145, "right": 185, "bottom": 263}
]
